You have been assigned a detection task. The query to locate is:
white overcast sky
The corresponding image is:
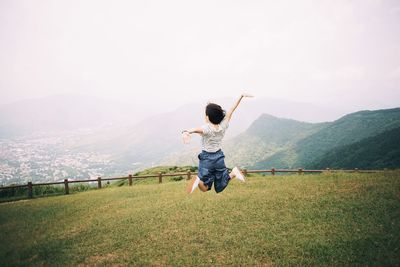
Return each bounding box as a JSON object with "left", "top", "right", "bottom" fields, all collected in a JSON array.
[{"left": 1, "top": 0, "right": 399, "bottom": 111}]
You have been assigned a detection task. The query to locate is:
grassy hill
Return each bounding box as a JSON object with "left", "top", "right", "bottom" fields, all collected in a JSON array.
[
  {"left": 252, "top": 108, "right": 400, "bottom": 169},
  {"left": 293, "top": 108, "right": 400, "bottom": 167},
  {"left": 310, "top": 126, "right": 400, "bottom": 169},
  {"left": 223, "top": 114, "right": 328, "bottom": 167},
  {"left": 114, "top": 166, "right": 198, "bottom": 186},
  {"left": 1, "top": 172, "right": 399, "bottom": 266}
]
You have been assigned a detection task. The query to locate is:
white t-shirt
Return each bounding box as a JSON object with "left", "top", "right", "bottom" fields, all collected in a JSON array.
[{"left": 201, "top": 118, "right": 229, "bottom": 152}]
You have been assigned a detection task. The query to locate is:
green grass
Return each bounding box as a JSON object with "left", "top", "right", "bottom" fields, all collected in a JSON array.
[{"left": 0, "top": 172, "right": 399, "bottom": 266}]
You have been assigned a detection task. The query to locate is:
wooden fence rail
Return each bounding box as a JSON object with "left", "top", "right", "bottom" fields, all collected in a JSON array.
[{"left": 0, "top": 168, "right": 385, "bottom": 199}]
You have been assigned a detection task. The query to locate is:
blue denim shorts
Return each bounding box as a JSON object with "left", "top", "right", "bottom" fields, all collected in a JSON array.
[{"left": 198, "top": 149, "right": 230, "bottom": 193}]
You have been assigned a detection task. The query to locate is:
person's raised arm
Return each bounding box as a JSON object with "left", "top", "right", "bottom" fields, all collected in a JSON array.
[
  {"left": 225, "top": 93, "right": 253, "bottom": 122},
  {"left": 181, "top": 127, "right": 205, "bottom": 144},
  {"left": 182, "top": 127, "right": 204, "bottom": 135}
]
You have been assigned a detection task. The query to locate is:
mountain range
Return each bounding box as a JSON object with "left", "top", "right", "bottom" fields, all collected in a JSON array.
[
  {"left": 0, "top": 94, "right": 346, "bottom": 166},
  {"left": 0, "top": 94, "right": 348, "bottom": 139},
  {"left": 252, "top": 108, "right": 400, "bottom": 169},
  {"left": 310, "top": 126, "right": 400, "bottom": 169},
  {"left": 0, "top": 95, "right": 398, "bottom": 175},
  {"left": 162, "top": 108, "right": 400, "bottom": 170}
]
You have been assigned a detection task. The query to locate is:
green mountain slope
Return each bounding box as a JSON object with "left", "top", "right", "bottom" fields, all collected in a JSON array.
[
  {"left": 254, "top": 108, "right": 400, "bottom": 169},
  {"left": 310, "top": 126, "right": 400, "bottom": 169},
  {"left": 295, "top": 108, "right": 400, "bottom": 167},
  {"left": 223, "top": 114, "right": 329, "bottom": 167}
]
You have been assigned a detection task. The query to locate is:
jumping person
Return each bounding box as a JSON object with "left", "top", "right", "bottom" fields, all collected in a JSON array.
[{"left": 182, "top": 94, "right": 253, "bottom": 193}]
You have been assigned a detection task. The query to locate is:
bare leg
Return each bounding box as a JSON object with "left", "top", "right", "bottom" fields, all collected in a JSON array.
[{"left": 198, "top": 180, "right": 209, "bottom": 192}]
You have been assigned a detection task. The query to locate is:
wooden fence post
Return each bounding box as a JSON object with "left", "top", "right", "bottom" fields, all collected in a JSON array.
[
  {"left": 97, "top": 176, "right": 102, "bottom": 189},
  {"left": 243, "top": 169, "right": 247, "bottom": 176},
  {"left": 158, "top": 172, "right": 163, "bottom": 183},
  {"left": 64, "top": 179, "right": 69, "bottom": 195},
  {"left": 187, "top": 171, "right": 191, "bottom": 180},
  {"left": 28, "top": 182, "right": 33, "bottom": 199},
  {"left": 271, "top": 168, "right": 275, "bottom": 176},
  {"left": 128, "top": 174, "right": 133, "bottom": 186},
  {"left": 298, "top": 168, "right": 303, "bottom": 175}
]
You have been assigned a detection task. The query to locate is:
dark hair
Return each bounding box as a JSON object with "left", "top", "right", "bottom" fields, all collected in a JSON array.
[{"left": 205, "top": 103, "right": 225, "bottom": 124}]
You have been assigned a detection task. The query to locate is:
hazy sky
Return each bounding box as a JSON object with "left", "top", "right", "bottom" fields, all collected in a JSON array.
[{"left": 1, "top": 0, "right": 399, "bottom": 111}]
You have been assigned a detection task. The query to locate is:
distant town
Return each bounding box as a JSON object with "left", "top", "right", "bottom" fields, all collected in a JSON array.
[{"left": 0, "top": 131, "right": 120, "bottom": 186}]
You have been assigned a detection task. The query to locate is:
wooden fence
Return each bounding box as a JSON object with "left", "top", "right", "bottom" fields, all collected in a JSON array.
[{"left": 0, "top": 168, "right": 384, "bottom": 199}]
